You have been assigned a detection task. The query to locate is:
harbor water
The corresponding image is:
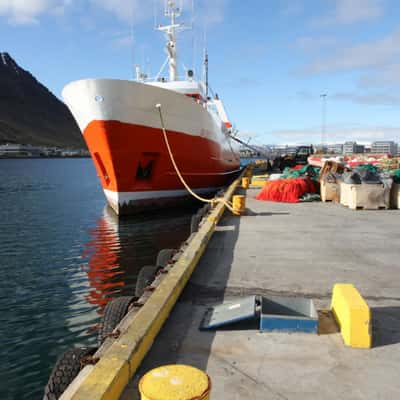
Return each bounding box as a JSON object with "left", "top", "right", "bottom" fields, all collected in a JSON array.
[{"left": 0, "top": 158, "right": 196, "bottom": 400}]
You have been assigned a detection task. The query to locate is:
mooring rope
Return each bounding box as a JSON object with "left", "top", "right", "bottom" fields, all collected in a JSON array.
[{"left": 156, "top": 104, "right": 235, "bottom": 212}]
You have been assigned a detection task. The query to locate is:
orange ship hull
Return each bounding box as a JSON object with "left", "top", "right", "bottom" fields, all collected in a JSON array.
[{"left": 85, "top": 120, "right": 240, "bottom": 214}]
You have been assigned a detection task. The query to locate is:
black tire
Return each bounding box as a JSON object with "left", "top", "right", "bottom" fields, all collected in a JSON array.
[
  {"left": 202, "top": 203, "right": 211, "bottom": 215},
  {"left": 43, "top": 347, "right": 95, "bottom": 400},
  {"left": 190, "top": 214, "right": 201, "bottom": 234},
  {"left": 135, "top": 266, "right": 158, "bottom": 298},
  {"left": 156, "top": 249, "right": 175, "bottom": 268},
  {"left": 197, "top": 208, "right": 205, "bottom": 219},
  {"left": 98, "top": 296, "right": 134, "bottom": 345}
]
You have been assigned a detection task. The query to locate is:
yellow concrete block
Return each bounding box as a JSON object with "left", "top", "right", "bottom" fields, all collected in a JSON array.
[
  {"left": 251, "top": 174, "right": 269, "bottom": 187},
  {"left": 252, "top": 174, "right": 269, "bottom": 180},
  {"left": 331, "top": 284, "right": 372, "bottom": 348}
]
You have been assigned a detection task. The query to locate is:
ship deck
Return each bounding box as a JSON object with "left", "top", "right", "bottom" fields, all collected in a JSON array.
[{"left": 121, "top": 188, "right": 400, "bottom": 400}]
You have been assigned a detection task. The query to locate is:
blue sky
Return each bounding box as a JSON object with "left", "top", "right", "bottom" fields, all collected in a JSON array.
[{"left": 1, "top": 0, "right": 400, "bottom": 145}]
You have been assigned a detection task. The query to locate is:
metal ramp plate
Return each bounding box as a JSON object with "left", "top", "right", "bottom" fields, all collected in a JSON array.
[
  {"left": 260, "top": 295, "right": 318, "bottom": 333},
  {"left": 199, "top": 296, "right": 258, "bottom": 330}
]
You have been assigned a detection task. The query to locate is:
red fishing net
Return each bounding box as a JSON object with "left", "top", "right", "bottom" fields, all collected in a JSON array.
[{"left": 256, "top": 177, "right": 317, "bottom": 203}]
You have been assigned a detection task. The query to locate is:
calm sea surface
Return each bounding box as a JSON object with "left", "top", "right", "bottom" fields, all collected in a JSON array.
[{"left": 0, "top": 158, "right": 195, "bottom": 400}]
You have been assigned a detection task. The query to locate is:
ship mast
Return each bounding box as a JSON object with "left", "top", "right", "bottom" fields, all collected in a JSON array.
[{"left": 157, "top": 1, "right": 182, "bottom": 82}]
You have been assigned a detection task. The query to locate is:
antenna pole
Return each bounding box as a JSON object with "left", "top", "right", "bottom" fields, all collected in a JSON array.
[
  {"left": 205, "top": 51, "right": 209, "bottom": 98},
  {"left": 157, "top": 0, "right": 180, "bottom": 81},
  {"left": 320, "top": 93, "right": 327, "bottom": 148},
  {"left": 156, "top": 1, "right": 190, "bottom": 82}
]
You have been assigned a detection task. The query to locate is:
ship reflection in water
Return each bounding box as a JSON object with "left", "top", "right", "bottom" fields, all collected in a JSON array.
[{"left": 83, "top": 205, "right": 194, "bottom": 314}]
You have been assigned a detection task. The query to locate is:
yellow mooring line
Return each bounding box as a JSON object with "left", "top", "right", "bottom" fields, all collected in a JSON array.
[
  {"left": 60, "top": 167, "right": 249, "bottom": 400},
  {"left": 156, "top": 103, "right": 236, "bottom": 214}
]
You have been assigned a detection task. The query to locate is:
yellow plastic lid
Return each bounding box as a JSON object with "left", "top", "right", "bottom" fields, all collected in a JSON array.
[{"left": 139, "top": 364, "right": 210, "bottom": 400}]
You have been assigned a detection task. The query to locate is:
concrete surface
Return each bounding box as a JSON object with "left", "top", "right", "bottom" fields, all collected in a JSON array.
[{"left": 122, "top": 189, "right": 400, "bottom": 399}]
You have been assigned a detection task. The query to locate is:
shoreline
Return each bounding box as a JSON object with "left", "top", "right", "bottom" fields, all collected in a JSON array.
[{"left": 0, "top": 155, "right": 91, "bottom": 159}]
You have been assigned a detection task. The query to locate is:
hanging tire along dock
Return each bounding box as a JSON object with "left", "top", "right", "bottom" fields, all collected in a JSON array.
[
  {"left": 55, "top": 167, "right": 249, "bottom": 400},
  {"left": 50, "top": 162, "right": 400, "bottom": 400}
]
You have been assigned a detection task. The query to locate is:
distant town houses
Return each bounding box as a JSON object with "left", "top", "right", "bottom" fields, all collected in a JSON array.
[
  {"left": 370, "top": 141, "right": 397, "bottom": 155},
  {"left": 0, "top": 143, "right": 90, "bottom": 158},
  {"left": 343, "top": 142, "right": 365, "bottom": 155},
  {"left": 239, "top": 140, "right": 399, "bottom": 157}
]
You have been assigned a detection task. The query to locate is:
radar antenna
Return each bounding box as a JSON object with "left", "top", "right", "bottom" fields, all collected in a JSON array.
[{"left": 156, "top": 1, "right": 187, "bottom": 81}]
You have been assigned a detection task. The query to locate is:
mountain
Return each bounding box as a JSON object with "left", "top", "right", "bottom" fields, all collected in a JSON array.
[{"left": 0, "top": 52, "right": 84, "bottom": 148}]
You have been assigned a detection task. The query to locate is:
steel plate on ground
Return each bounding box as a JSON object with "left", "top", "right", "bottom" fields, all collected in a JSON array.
[{"left": 199, "top": 296, "right": 258, "bottom": 330}]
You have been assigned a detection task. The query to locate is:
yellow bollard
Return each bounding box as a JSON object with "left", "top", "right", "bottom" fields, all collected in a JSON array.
[
  {"left": 242, "top": 177, "right": 250, "bottom": 189},
  {"left": 331, "top": 284, "right": 372, "bottom": 348},
  {"left": 246, "top": 166, "right": 254, "bottom": 177},
  {"left": 232, "top": 195, "right": 246, "bottom": 215},
  {"left": 139, "top": 364, "right": 211, "bottom": 400}
]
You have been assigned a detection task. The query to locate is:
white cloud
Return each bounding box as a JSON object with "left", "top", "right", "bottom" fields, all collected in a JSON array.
[
  {"left": 109, "top": 32, "right": 134, "bottom": 48},
  {"left": 88, "top": 0, "right": 227, "bottom": 27},
  {"left": 294, "top": 36, "right": 338, "bottom": 52},
  {"left": 295, "top": 90, "right": 400, "bottom": 106},
  {"left": 90, "top": 0, "right": 145, "bottom": 23},
  {"left": 358, "top": 64, "right": 400, "bottom": 88},
  {"left": 332, "top": 0, "right": 382, "bottom": 24},
  {"left": 301, "top": 30, "right": 400, "bottom": 74},
  {"left": 311, "top": 0, "right": 383, "bottom": 27},
  {"left": 0, "top": 0, "right": 69, "bottom": 24},
  {"left": 332, "top": 91, "right": 400, "bottom": 106},
  {"left": 0, "top": 0, "right": 228, "bottom": 28},
  {"left": 282, "top": 1, "right": 303, "bottom": 17},
  {"left": 196, "top": 0, "right": 227, "bottom": 26}
]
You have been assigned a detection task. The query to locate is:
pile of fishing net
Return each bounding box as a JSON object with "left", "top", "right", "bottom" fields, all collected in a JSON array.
[
  {"left": 256, "top": 176, "right": 317, "bottom": 203},
  {"left": 355, "top": 164, "right": 379, "bottom": 174},
  {"left": 393, "top": 169, "right": 400, "bottom": 183},
  {"left": 281, "top": 165, "right": 320, "bottom": 179}
]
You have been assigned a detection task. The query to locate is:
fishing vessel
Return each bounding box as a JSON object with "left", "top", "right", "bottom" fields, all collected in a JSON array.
[{"left": 62, "top": 1, "right": 241, "bottom": 215}]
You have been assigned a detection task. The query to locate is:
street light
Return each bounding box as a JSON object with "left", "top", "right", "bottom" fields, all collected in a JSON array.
[{"left": 320, "top": 93, "right": 327, "bottom": 150}]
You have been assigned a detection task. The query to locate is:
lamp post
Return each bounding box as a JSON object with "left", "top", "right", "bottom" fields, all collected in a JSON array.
[{"left": 320, "top": 93, "right": 327, "bottom": 151}]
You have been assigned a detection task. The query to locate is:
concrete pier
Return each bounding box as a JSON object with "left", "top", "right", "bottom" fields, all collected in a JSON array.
[{"left": 122, "top": 188, "right": 400, "bottom": 400}]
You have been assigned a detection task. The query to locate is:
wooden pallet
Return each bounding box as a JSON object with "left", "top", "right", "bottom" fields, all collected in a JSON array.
[{"left": 340, "top": 182, "right": 389, "bottom": 210}]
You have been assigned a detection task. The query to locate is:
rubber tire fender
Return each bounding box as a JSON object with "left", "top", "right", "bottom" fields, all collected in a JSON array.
[
  {"left": 202, "top": 203, "right": 211, "bottom": 215},
  {"left": 43, "top": 347, "right": 96, "bottom": 400},
  {"left": 98, "top": 296, "right": 135, "bottom": 345},
  {"left": 135, "top": 265, "right": 158, "bottom": 298},
  {"left": 156, "top": 249, "right": 176, "bottom": 268},
  {"left": 190, "top": 214, "right": 201, "bottom": 234}
]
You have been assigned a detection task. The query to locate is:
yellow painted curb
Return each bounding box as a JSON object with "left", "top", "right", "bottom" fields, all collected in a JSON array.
[
  {"left": 331, "top": 284, "right": 372, "bottom": 348},
  {"left": 60, "top": 167, "right": 249, "bottom": 400}
]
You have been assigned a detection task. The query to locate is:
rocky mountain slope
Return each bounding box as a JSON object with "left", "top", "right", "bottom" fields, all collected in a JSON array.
[{"left": 0, "top": 52, "right": 84, "bottom": 148}]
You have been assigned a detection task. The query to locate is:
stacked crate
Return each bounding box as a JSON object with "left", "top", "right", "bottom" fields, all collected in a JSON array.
[{"left": 340, "top": 183, "right": 389, "bottom": 210}]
